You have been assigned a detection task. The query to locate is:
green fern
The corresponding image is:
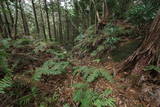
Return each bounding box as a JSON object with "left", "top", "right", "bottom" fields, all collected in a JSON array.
[
  {"left": 33, "top": 60, "right": 70, "bottom": 81},
  {"left": 0, "top": 75, "right": 13, "bottom": 94},
  {"left": 73, "top": 66, "right": 113, "bottom": 82},
  {"left": 73, "top": 83, "right": 116, "bottom": 107},
  {"left": 144, "top": 65, "right": 160, "bottom": 72}
]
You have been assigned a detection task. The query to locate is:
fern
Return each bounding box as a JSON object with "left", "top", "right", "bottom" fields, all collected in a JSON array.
[
  {"left": 144, "top": 65, "right": 160, "bottom": 72},
  {"left": 73, "top": 66, "right": 113, "bottom": 82},
  {"left": 33, "top": 60, "right": 70, "bottom": 81},
  {"left": 63, "top": 104, "right": 70, "bottom": 107},
  {"left": 0, "top": 75, "right": 13, "bottom": 94},
  {"left": 73, "top": 83, "right": 116, "bottom": 107}
]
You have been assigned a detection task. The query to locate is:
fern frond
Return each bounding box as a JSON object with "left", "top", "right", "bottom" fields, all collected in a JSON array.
[
  {"left": 33, "top": 60, "right": 70, "bottom": 81},
  {"left": 0, "top": 76, "right": 13, "bottom": 94},
  {"left": 73, "top": 66, "right": 113, "bottom": 82}
]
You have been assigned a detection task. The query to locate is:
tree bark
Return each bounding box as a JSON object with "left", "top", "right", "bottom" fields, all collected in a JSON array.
[
  {"left": 44, "top": 0, "right": 52, "bottom": 41},
  {"left": 0, "top": 13, "right": 7, "bottom": 38},
  {"left": 0, "top": 2, "right": 12, "bottom": 38},
  {"left": 19, "top": 0, "right": 30, "bottom": 36},
  {"left": 5, "top": 1, "right": 14, "bottom": 28},
  {"left": 39, "top": 0, "right": 47, "bottom": 40},
  {"left": 31, "top": 0, "right": 40, "bottom": 37},
  {"left": 57, "top": 0, "right": 63, "bottom": 42},
  {"left": 14, "top": 0, "right": 19, "bottom": 37},
  {"left": 50, "top": 0, "right": 57, "bottom": 41},
  {"left": 118, "top": 10, "right": 160, "bottom": 74}
]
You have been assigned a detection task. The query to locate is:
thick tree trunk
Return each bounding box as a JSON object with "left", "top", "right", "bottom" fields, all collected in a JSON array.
[
  {"left": 50, "top": 0, "right": 57, "bottom": 41},
  {"left": 32, "top": 0, "right": 40, "bottom": 37},
  {"left": 19, "top": 0, "right": 30, "bottom": 36},
  {"left": 5, "top": 1, "right": 14, "bottom": 28},
  {"left": 0, "top": 2, "right": 12, "bottom": 38},
  {"left": 44, "top": 0, "right": 52, "bottom": 41},
  {"left": 39, "top": 0, "right": 47, "bottom": 40},
  {"left": 118, "top": 10, "right": 160, "bottom": 74},
  {"left": 14, "top": 0, "right": 18, "bottom": 37},
  {"left": 57, "top": 0, "right": 63, "bottom": 42}
]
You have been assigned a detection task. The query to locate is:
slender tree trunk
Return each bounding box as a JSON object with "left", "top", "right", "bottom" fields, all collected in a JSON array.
[
  {"left": 118, "top": 10, "right": 160, "bottom": 74},
  {"left": 44, "top": 0, "right": 52, "bottom": 41},
  {"left": 64, "top": 0, "right": 69, "bottom": 41},
  {"left": 39, "top": 0, "right": 47, "bottom": 40},
  {"left": 50, "top": 0, "right": 57, "bottom": 41},
  {"left": 19, "top": 0, "right": 30, "bottom": 36},
  {"left": 14, "top": 0, "right": 19, "bottom": 37},
  {"left": 32, "top": 0, "right": 40, "bottom": 37},
  {"left": 5, "top": 1, "right": 14, "bottom": 28},
  {"left": 57, "top": 0, "right": 63, "bottom": 42},
  {"left": 0, "top": 2, "right": 12, "bottom": 38},
  {"left": 0, "top": 13, "right": 6, "bottom": 38}
]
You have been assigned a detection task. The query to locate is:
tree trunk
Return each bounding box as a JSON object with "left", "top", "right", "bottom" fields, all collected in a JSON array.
[
  {"left": 14, "top": 0, "right": 19, "bottom": 37},
  {"left": 5, "top": 1, "right": 14, "bottom": 28},
  {"left": 57, "top": 0, "right": 63, "bottom": 42},
  {"left": 0, "top": 13, "right": 7, "bottom": 38},
  {"left": 39, "top": 0, "right": 47, "bottom": 40},
  {"left": 31, "top": 0, "right": 40, "bottom": 37},
  {"left": 0, "top": 2, "right": 12, "bottom": 38},
  {"left": 118, "top": 10, "right": 160, "bottom": 74},
  {"left": 19, "top": 0, "right": 30, "bottom": 36},
  {"left": 44, "top": 0, "right": 52, "bottom": 41},
  {"left": 50, "top": 0, "right": 57, "bottom": 41}
]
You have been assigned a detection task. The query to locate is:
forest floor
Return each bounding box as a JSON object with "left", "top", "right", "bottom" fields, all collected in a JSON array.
[{"left": 0, "top": 39, "right": 160, "bottom": 107}]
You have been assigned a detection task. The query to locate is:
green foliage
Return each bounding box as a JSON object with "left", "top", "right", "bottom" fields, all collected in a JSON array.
[
  {"left": 144, "top": 65, "right": 160, "bottom": 72},
  {"left": 0, "top": 39, "right": 11, "bottom": 74},
  {"left": 63, "top": 104, "right": 70, "bottom": 107},
  {"left": 33, "top": 41, "right": 48, "bottom": 53},
  {"left": 126, "top": 3, "right": 157, "bottom": 25},
  {"left": 0, "top": 75, "right": 12, "bottom": 94},
  {"left": 73, "top": 66, "right": 113, "bottom": 82},
  {"left": 103, "top": 24, "right": 131, "bottom": 36},
  {"left": 39, "top": 93, "right": 59, "bottom": 106},
  {"left": 73, "top": 83, "right": 116, "bottom": 107},
  {"left": 47, "top": 48, "right": 68, "bottom": 59},
  {"left": 33, "top": 60, "right": 70, "bottom": 81},
  {"left": 12, "top": 38, "right": 32, "bottom": 48}
]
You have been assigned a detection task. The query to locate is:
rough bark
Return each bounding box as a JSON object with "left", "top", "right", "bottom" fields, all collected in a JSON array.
[
  {"left": 14, "top": 0, "right": 18, "bottom": 37},
  {"left": 5, "top": 1, "right": 14, "bottom": 28},
  {"left": 57, "top": 0, "right": 63, "bottom": 42},
  {"left": 118, "top": 10, "right": 160, "bottom": 74},
  {"left": 39, "top": 0, "right": 47, "bottom": 40},
  {"left": 19, "top": 0, "right": 30, "bottom": 36},
  {"left": 0, "top": 2, "right": 12, "bottom": 38},
  {"left": 50, "top": 0, "right": 57, "bottom": 41},
  {"left": 44, "top": 0, "right": 52, "bottom": 41},
  {"left": 31, "top": 0, "right": 40, "bottom": 37}
]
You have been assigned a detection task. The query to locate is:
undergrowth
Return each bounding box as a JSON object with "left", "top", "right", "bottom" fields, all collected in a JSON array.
[
  {"left": 73, "top": 83, "right": 116, "bottom": 107},
  {"left": 73, "top": 66, "right": 113, "bottom": 82},
  {"left": 32, "top": 60, "right": 71, "bottom": 81}
]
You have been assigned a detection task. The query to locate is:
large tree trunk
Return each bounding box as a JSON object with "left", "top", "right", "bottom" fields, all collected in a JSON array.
[
  {"left": 0, "top": 2, "right": 12, "bottom": 38},
  {"left": 19, "top": 0, "right": 30, "bottom": 36},
  {"left": 118, "top": 10, "right": 160, "bottom": 74},
  {"left": 32, "top": 0, "right": 40, "bottom": 37},
  {"left": 50, "top": 0, "right": 57, "bottom": 41},
  {"left": 14, "top": 0, "right": 19, "bottom": 37},
  {"left": 57, "top": 0, "right": 63, "bottom": 42},
  {"left": 39, "top": 0, "right": 47, "bottom": 40},
  {"left": 5, "top": 1, "right": 14, "bottom": 28},
  {"left": 44, "top": 0, "right": 52, "bottom": 41}
]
